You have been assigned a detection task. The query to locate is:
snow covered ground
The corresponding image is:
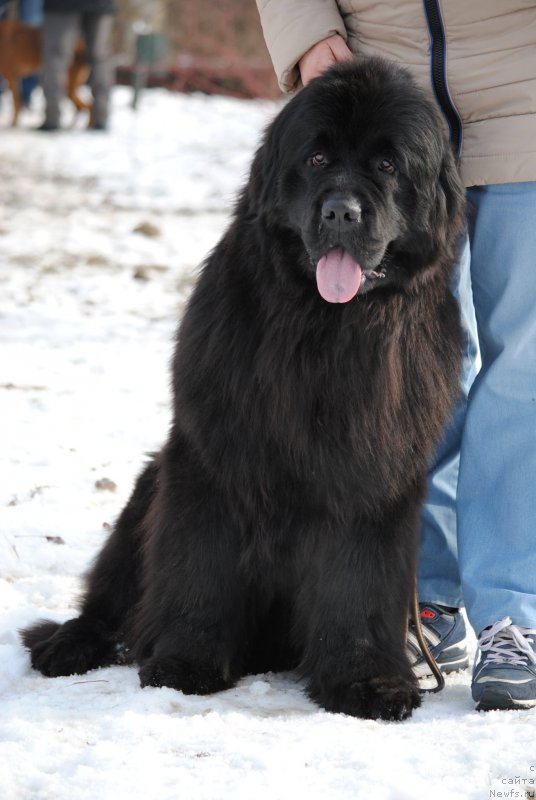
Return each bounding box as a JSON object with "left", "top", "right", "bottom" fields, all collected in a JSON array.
[{"left": 1, "top": 86, "right": 534, "bottom": 800}]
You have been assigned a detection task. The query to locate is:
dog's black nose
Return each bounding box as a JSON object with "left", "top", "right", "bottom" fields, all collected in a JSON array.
[{"left": 321, "top": 194, "right": 362, "bottom": 228}]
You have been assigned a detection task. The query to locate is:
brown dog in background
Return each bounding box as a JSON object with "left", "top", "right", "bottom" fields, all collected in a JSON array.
[{"left": 0, "top": 20, "right": 91, "bottom": 126}]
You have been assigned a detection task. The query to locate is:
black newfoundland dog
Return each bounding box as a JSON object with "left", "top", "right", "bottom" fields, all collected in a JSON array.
[{"left": 23, "top": 59, "right": 464, "bottom": 721}]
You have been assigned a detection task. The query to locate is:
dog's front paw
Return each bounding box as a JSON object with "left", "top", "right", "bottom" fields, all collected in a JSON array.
[
  {"left": 139, "top": 655, "right": 234, "bottom": 695},
  {"left": 310, "top": 675, "right": 421, "bottom": 721}
]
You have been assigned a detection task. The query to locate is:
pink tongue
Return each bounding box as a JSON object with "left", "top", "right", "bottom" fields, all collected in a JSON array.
[{"left": 316, "top": 249, "right": 363, "bottom": 303}]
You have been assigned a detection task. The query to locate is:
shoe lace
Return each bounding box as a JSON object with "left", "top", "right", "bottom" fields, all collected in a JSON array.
[{"left": 477, "top": 616, "right": 536, "bottom": 667}]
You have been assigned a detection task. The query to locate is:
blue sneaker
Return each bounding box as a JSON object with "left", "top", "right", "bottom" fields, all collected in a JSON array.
[
  {"left": 407, "top": 603, "right": 469, "bottom": 678},
  {"left": 472, "top": 617, "right": 536, "bottom": 711}
]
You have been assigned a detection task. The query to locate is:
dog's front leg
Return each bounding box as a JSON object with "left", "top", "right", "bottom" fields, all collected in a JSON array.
[
  {"left": 131, "top": 444, "right": 249, "bottom": 695},
  {"left": 298, "top": 500, "right": 421, "bottom": 721}
]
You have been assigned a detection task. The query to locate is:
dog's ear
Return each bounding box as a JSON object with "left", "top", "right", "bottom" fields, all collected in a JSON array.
[
  {"left": 436, "top": 147, "right": 466, "bottom": 231},
  {"left": 402, "top": 142, "right": 465, "bottom": 270},
  {"left": 240, "top": 116, "right": 283, "bottom": 221},
  {"left": 417, "top": 144, "right": 465, "bottom": 259}
]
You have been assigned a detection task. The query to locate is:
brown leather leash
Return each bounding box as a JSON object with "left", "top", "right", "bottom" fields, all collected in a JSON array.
[{"left": 411, "top": 585, "right": 445, "bottom": 693}]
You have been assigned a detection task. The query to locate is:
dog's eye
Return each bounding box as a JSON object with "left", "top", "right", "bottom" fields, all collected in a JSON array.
[
  {"left": 378, "top": 158, "right": 396, "bottom": 175},
  {"left": 310, "top": 153, "right": 327, "bottom": 167}
]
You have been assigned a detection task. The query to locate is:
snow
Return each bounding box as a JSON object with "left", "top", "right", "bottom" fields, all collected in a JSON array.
[{"left": 1, "top": 86, "right": 534, "bottom": 800}]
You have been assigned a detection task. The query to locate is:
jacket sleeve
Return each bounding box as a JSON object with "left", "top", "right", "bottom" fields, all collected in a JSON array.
[{"left": 256, "top": 0, "right": 347, "bottom": 92}]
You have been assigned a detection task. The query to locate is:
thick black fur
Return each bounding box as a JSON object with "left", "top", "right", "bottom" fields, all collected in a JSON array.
[{"left": 22, "top": 59, "right": 464, "bottom": 721}]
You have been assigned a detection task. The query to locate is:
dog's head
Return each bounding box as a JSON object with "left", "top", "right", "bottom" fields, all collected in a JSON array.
[{"left": 246, "top": 58, "right": 465, "bottom": 303}]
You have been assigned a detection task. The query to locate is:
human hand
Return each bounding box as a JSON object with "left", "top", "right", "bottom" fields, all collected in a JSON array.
[{"left": 299, "top": 34, "right": 354, "bottom": 85}]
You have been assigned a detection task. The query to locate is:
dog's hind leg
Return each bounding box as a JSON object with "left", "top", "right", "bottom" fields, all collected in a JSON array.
[
  {"left": 21, "top": 458, "right": 159, "bottom": 677},
  {"left": 67, "top": 46, "right": 92, "bottom": 126},
  {"left": 7, "top": 74, "right": 22, "bottom": 127}
]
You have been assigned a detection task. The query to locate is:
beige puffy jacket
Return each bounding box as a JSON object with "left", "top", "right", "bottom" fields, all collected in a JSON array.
[{"left": 256, "top": 0, "right": 536, "bottom": 186}]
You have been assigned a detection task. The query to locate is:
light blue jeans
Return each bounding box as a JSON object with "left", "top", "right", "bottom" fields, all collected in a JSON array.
[{"left": 418, "top": 182, "right": 536, "bottom": 637}]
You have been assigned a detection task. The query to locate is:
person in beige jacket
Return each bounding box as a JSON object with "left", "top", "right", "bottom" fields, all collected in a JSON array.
[{"left": 257, "top": 0, "right": 536, "bottom": 712}]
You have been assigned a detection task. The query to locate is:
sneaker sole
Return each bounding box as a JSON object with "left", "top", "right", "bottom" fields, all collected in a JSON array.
[
  {"left": 413, "top": 655, "right": 469, "bottom": 679},
  {"left": 475, "top": 689, "right": 536, "bottom": 712}
]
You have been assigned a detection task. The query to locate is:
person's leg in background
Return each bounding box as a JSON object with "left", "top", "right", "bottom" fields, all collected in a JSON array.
[
  {"left": 18, "top": 0, "right": 43, "bottom": 107},
  {"left": 418, "top": 237, "right": 480, "bottom": 608},
  {"left": 408, "top": 237, "right": 480, "bottom": 677},
  {"left": 0, "top": 4, "right": 7, "bottom": 105},
  {"left": 40, "top": 11, "right": 79, "bottom": 129},
  {"left": 81, "top": 12, "right": 114, "bottom": 130},
  {"left": 458, "top": 182, "right": 536, "bottom": 709}
]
